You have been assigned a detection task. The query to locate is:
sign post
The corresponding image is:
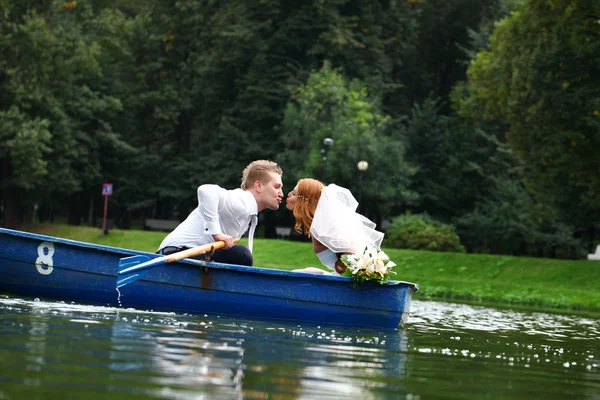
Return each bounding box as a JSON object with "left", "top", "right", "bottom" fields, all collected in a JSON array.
[{"left": 101, "top": 183, "right": 113, "bottom": 235}]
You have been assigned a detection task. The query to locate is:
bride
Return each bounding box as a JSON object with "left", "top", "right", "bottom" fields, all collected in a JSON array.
[{"left": 284, "top": 178, "right": 383, "bottom": 274}]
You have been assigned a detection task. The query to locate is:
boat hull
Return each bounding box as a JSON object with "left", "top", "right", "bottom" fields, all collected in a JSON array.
[{"left": 0, "top": 228, "right": 418, "bottom": 329}]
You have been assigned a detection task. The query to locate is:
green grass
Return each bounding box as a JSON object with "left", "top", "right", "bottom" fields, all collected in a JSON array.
[{"left": 15, "top": 223, "right": 600, "bottom": 314}]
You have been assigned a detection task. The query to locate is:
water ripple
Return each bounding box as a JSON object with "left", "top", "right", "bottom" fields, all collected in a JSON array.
[
  {"left": 1, "top": 295, "right": 599, "bottom": 399},
  {"left": 409, "top": 300, "right": 600, "bottom": 340}
]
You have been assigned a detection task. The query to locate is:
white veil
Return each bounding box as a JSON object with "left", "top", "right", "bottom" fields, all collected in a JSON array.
[{"left": 310, "top": 184, "right": 384, "bottom": 254}]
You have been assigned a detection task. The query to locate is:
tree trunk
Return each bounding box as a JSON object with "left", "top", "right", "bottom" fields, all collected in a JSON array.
[
  {"left": 480, "top": 0, "right": 490, "bottom": 20},
  {"left": 67, "top": 193, "right": 83, "bottom": 225},
  {"left": 119, "top": 205, "right": 131, "bottom": 229},
  {"left": 88, "top": 196, "right": 95, "bottom": 226},
  {"left": 22, "top": 201, "right": 34, "bottom": 225},
  {"left": 2, "top": 189, "right": 22, "bottom": 228},
  {"left": 177, "top": 112, "right": 191, "bottom": 153},
  {"left": 588, "top": 226, "right": 597, "bottom": 253}
]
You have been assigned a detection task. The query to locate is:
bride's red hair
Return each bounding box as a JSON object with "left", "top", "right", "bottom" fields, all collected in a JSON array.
[{"left": 293, "top": 178, "right": 324, "bottom": 236}]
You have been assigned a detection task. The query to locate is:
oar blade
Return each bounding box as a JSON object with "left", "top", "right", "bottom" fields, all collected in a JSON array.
[
  {"left": 117, "top": 255, "right": 165, "bottom": 288},
  {"left": 118, "top": 255, "right": 152, "bottom": 274},
  {"left": 117, "top": 269, "right": 150, "bottom": 288}
]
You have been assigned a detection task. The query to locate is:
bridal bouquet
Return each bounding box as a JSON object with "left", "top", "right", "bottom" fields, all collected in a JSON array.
[{"left": 340, "top": 247, "right": 396, "bottom": 285}]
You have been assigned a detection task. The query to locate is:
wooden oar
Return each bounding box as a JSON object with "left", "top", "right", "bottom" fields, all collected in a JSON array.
[{"left": 116, "top": 239, "right": 238, "bottom": 288}]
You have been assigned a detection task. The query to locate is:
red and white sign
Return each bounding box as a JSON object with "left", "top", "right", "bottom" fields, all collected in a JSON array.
[
  {"left": 101, "top": 183, "right": 113, "bottom": 235},
  {"left": 102, "top": 183, "right": 113, "bottom": 196}
]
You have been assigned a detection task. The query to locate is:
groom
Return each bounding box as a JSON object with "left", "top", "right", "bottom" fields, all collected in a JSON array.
[{"left": 157, "top": 160, "right": 284, "bottom": 266}]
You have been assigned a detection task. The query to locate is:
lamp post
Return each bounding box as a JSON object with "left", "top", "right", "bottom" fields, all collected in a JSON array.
[
  {"left": 320, "top": 137, "right": 334, "bottom": 182},
  {"left": 357, "top": 160, "right": 368, "bottom": 213}
]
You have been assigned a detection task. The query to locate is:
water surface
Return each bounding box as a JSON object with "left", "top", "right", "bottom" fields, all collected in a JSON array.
[{"left": 1, "top": 295, "right": 598, "bottom": 399}]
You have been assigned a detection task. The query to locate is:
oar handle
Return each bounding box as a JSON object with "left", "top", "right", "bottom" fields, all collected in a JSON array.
[
  {"left": 118, "top": 238, "right": 241, "bottom": 276},
  {"left": 164, "top": 238, "right": 240, "bottom": 263}
]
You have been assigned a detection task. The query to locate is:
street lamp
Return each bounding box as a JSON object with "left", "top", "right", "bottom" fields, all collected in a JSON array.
[
  {"left": 357, "top": 160, "right": 368, "bottom": 212},
  {"left": 320, "top": 138, "right": 334, "bottom": 182}
]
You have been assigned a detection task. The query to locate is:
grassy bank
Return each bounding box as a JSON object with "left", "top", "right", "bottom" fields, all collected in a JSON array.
[{"left": 14, "top": 223, "right": 600, "bottom": 314}]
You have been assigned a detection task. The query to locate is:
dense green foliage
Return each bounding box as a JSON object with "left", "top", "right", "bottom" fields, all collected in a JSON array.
[
  {"left": 455, "top": 0, "right": 600, "bottom": 245},
  {"left": 385, "top": 213, "right": 466, "bottom": 253},
  {"left": 278, "top": 62, "right": 417, "bottom": 223},
  {"left": 0, "top": 1, "right": 133, "bottom": 226},
  {"left": 402, "top": 98, "right": 519, "bottom": 221},
  {"left": 1, "top": 0, "right": 598, "bottom": 258},
  {"left": 455, "top": 178, "right": 585, "bottom": 258}
]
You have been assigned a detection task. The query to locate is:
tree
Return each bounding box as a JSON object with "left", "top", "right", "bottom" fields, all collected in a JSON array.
[
  {"left": 387, "top": 0, "right": 491, "bottom": 115},
  {"left": 455, "top": 177, "right": 584, "bottom": 258},
  {"left": 403, "top": 98, "right": 519, "bottom": 221},
  {"left": 278, "top": 62, "right": 417, "bottom": 224},
  {"left": 455, "top": 0, "right": 600, "bottom": 245},
  {"left": 0, "top": 1, "right": 134, "bottom": 227}
]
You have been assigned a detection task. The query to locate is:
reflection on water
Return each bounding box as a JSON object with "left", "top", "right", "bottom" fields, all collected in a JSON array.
[
  {"left": 412, "top": 300, "right": 600, "bottom": 338},
  {"left": 0, "top": 295, "right": 598, "bottom": 399}
]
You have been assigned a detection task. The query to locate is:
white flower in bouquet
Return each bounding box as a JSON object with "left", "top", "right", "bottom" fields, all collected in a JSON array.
[
  {"left": 365, "top": 254, "right": 375, "bottom": 274},
  {"left": 374, "top": 258, "right": 386, "bottom": 276},
  {"left": 377, "top": 250, "right": 389, "bottom": 263},
  {"left": 340, "top": 246, "right": 397, "bottom": 285},
  {"left": 353, "top": 255, "right": 365, "bottom": 274}
]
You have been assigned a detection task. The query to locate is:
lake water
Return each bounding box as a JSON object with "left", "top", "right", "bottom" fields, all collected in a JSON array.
[{"left": 1, "top": 295, "right": 598, "bottom": 399}]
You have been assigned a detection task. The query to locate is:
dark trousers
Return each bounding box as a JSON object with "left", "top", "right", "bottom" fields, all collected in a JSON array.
[{"left": 157, "top": 244, "right": 253, "bottom": 266}]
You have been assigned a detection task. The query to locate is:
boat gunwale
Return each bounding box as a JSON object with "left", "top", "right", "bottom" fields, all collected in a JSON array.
[{"left": 0, "top": 227, "right": 419, "bottom": 290}]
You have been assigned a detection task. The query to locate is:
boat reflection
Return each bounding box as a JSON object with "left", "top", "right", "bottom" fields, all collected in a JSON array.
[
  {"left": 5, "top": 296, "right": 409, "bottom": 399},
  {"left": 112, "top": 318, "right": 410, "bottom": 398}
]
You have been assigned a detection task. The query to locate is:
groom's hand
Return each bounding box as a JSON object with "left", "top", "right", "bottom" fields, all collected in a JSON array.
[{"left": 213, "top": 233, "right": 235, "bottom": 249}]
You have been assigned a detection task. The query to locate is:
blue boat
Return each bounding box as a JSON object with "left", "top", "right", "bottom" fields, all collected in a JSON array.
[{"left": 0, "top": 228, "right": 418, "bottom": 329}]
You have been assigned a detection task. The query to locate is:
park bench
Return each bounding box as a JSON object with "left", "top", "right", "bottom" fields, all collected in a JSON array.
[
  {"left": 587, "top": 245, "right": 600, "bottom": 261},
  {"left": 144, "top": 219, "right": 180, "bottom": 232},
  {"left": 275, "top": 226, "right": 292, "bottom": 238}
]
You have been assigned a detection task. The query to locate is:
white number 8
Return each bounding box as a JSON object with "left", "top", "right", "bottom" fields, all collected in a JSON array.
[{"left": 36, "top": 242, "right": 55, "bottom": 275}]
